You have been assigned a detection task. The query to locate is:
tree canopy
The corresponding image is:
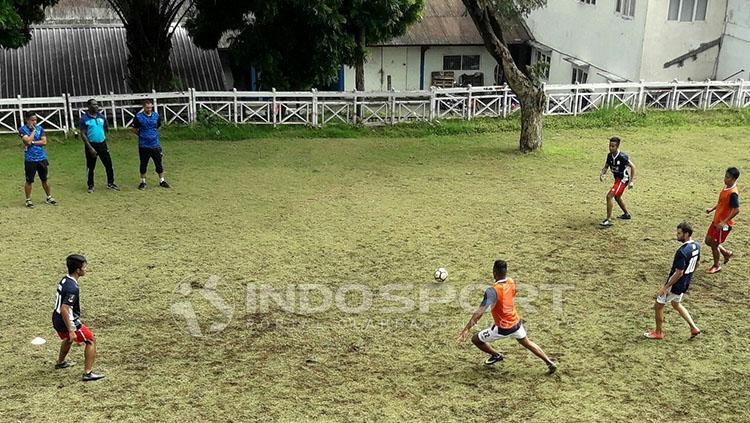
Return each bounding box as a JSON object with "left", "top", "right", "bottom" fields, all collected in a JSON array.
[{"left": 0, "top": 0, "right": 58, "bottom": 48}]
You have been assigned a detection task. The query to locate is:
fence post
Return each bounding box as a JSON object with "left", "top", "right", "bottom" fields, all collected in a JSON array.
[
  {"left": 311, "top": 89, "right": 319, "bottom": 127},
  {"left": 467, "top": 85, "right": 473, "bottom": 120},
  {"left": 702, "top": 81, "right": 711, "bottom": 111},
  {"left": 63, "top": 93, "right": 70, "bottom": 136},
  {"left": 232, "top": 88, "right": 238, "bottom": 124},
  {"left": 606, "top": 82, "right": 612, "bottom": 109},
  {"left": 670, "top": 79, "right": 679, "bottom": 110},
  {"left": 637, "top": 80, "right": 646, "bottom": 111},
  {"left": 188, "top": 88, "right": 194, "bottom": 123},
  {"left": 573, "top": 83, "right": 579, "bottom": 116},
  {"left": 272, "top": 88, "right": 277, "bottom": 127},
  {"left": 353, "top": 92, "right": 358, "bottom": 125},
  {"left": 152, "top": 89, "right": 158, "bottom": 111},
  {"left": 390, "top": 90, "right": 396, "bottom": 125},
  {"left": 110, "top": 92, "right": 118, "bottom": 129},
  {"left": 429, "top": 86, "right": 437, "bottom": 121},
  {"left": 735, "top": 79, "right": 745, "bottom": 108},
  {"left": 17, "top": 95, "right": 23, "bottom": 130}
]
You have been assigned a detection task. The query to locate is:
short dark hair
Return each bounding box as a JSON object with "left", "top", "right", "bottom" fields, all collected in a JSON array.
[
  {"left": 143, "top": 99, "right": 154, "bottom": 105},
  {"left": 609, "top": 137, "right": 621, "bottom": 146},
  {"left": 493, "top": 260, "right": 507, "bottom": 277},
  {"left": 66, "top": 254, "right": 87, "bottom": 274},
  {"left": 726, "top": 167, "right": 740, "bottom": 180},
  {"left": 87, "top": 98, "right": 97, "bottom": 106},
  {"left": 677, "top": 221, "right": 693, "bottom": 236},
  {"left": 24, "top": 111, "right": 36, "bottom": 120}
]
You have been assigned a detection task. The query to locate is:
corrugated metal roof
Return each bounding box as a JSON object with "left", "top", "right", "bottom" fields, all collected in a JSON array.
[
  {"left": 374, "top": 0, "right": 531, "bottom": 46},
  {"left": 0, "top": 25, "right": 225, "bottom": 98}
]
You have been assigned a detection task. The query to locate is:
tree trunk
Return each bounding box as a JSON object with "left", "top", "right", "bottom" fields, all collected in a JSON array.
[
  {"left": 355, "top": 27, "right": 365, "bottom": 123},
  {"left": 462, "top": 0, "right": 545, "bottom": 152},
  {"left": 518, "top": 89, "right": 545, "bottom": 152},
  {"left": 125, "top": 23, "right": 175, "bottom": 92}
]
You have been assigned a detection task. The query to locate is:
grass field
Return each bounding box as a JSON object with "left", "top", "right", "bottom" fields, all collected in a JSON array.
[{"left": 2, "top": 112, "right": 750, "bottom": 422}]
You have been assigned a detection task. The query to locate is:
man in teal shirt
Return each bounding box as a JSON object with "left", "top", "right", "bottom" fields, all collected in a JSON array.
[{"left": 80, "top": 99, "right": 119, "bottom": 193}]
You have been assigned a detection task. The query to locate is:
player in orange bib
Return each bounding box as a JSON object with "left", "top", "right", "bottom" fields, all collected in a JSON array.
[
  {"left": 457, "top": 260, "right": 557, "bottom": 374},
  {"left": 704, "top": 167, "right": 740, "bottom": 274}
]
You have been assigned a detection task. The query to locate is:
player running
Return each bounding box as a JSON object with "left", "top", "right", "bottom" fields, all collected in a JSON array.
[
  {"left": 458, "top": 260, "right": 557, "bottom": 374},
  {"left": 132, "top": 99, "right": 170, "bottom": 190},
  {"left": 19, "top": 112, "right": 57, "bottom": 208},
  {"left": 80, "top": 99, "right": 119, "bottom": 193},
  {"left": 644, "top": 222, "right": 701, "bottom": 340},
  {"left": 704, "top": 167, "right": 740, "bottom": 274},
  {"left": 599, "top": 137, "right": 636, "bottom": 227},
  {"left": 52, "top": 254, "right": 105, "bottom": 381}
]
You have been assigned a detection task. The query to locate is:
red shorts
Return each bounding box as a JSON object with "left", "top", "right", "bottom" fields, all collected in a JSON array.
[
  {"left": 610, "top": 179, "right": 627, "bottom": 198},
  {"left": 706, "top": 224, "right": 732, "bottom": 244},
  {"left": 57, "top": 325, "right": 94, "bottom": 344}
]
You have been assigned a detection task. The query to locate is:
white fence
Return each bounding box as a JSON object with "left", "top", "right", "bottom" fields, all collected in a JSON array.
[{"left": 2, "top": 80, "right": 749, "bottom": 134}]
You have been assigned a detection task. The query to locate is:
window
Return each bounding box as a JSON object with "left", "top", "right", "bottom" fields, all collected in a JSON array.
[
  {"left": 571, "top": 67, "right": 588, "bottom": 84},
  {"left": 443, "top": 55, "right": 481, "bottom": 71},
  {"left": 443, "top": 56, "right": 461, "bottom": 71},
  {"left": 534, "top": 50, "right": 551, "bottom": 80},
  {"left": 616, "top": 0, "right": 636, "bottom": 18},
  {"left": 668, "top": 0, "right": 707, "bottom": 21},
  {"left": 579, "top": 0, "right": 596, "bottom": 4}
]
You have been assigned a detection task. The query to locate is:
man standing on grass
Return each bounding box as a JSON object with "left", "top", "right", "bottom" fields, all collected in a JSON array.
[
  {"left": 644, "top": 222, "right": 701, "bottom": 340},
  {"left": 704, "top": 167, "right": 740, "bottom": 274},
  {"left": 19, "top": 112, "right": 57, "bottom": 208},
  {"left": 599, "top": 137, "right": 636, "bottom": 227},
  {"left": 80, "top": 99, "right": 119, "bottom": 193},
  {"left": 132, "top": 99, "right": 170, "bottom": 190},
  {"left": 458, "top": 260, "right": 557, "bottom": 374},
  {"left": 52, "top": 254, "right": 105, "bottom": 381}
]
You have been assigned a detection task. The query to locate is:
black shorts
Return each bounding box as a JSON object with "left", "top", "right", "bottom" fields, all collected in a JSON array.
[
  {"left": 24, "top": 160, "right": 49, "bottom": 183},
  {"left": 139, "top": 147, "right": 164, "bottom": 174}
]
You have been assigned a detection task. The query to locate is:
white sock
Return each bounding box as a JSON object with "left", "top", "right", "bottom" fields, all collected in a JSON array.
[
  {"left": 141, "top": 178, "right": 146, "bottom": 183},
  {"left": 160, "top": 177, "right": 165, "bottom": 183}
]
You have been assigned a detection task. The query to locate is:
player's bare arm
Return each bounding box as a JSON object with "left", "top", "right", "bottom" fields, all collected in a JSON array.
[
  {"left": 627, "top": 161, "right": 636, "bottom": 188},
  {"left": 716, "top": 208, "right": 740, "bottom": 230},
  {"left": 457, "top": 305, "right": 487, "bottom": 342},
  {"left": 60, "top": 304, "right": 77, "bottom": 342},
  {"left": 659, "top": 268, "right": 684, "bottom": 297}
]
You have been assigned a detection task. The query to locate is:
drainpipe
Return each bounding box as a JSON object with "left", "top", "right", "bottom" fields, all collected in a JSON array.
[{"left": 420, "top": 46, "right": 430, "bottom": 90}]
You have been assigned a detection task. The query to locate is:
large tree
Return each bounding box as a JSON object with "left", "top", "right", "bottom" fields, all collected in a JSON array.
[
  {"left": 462, "top": 0, "right": 547, "bottom": 152},
  {"left": 0, "top": 0, "right": 58, "bottom": 48},
  {"left": 340, "top": 0, "right": 423, "bottom": 91},
  {"left": 106, "top": 0, "right": 194, "bottom": 92}
]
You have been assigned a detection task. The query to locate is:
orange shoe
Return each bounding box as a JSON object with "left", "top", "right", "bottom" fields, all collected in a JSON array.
[
  {"left": 705, "top": 265, "right": 722, "bottom": 274},
  {"left": 643, "top": 331, "right": 664, "bottom": 340}
]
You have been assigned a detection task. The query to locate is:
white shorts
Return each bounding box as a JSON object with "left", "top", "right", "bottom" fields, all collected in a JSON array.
[
  {"left": 656, "top": 292, "right": 683, "bottom": 304},
  {"left": 478, "top": 323, "right": 527, "bottom": 343}
]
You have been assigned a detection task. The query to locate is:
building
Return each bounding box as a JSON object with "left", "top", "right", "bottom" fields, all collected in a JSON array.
[
  {"left": 341, "top": 0, "right": 532, "bottom": 91},
  {"left": 524, "top": 0, "right": 750, "bottom": 85},
  {"left": 0, "top": 0, "right": 228, "bottom": 98}
]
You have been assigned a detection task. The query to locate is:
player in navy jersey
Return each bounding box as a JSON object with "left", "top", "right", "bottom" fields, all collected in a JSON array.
[
  {"left": 599, "top": 137, "right": 636, "bottom": 227},
  {"left": 132, "top": 99, "right": 170, "bottom": 190},
  {"left": 644, "top": 222, "right": 702, "bottom": 340},
  {"left": 52, "top": 254, "right": 105, "bottom": 381}
]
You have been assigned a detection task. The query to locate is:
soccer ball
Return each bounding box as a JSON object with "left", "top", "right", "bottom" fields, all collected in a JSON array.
[{"left": 434, "top": 267, "right": 448, "bottom": 282}]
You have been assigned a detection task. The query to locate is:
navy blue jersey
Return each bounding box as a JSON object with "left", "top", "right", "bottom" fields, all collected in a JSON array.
[
  {"left": 52, "top": 275, "right": 82, "bottom": 332},
  {"left": 605, "top": 152, "right": 630, "bottom": 181},
  {"left": 133, "top": 111, "right": 162, "bottom": 149},
  {"left": 669, "top": 241, "right": 701, "bottom": 295}
]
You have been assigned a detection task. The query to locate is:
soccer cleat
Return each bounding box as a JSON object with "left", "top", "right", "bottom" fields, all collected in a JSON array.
[
  {"left": 599, "top": 219, "right": 614, "bottom": 227},
  {"left": 87, "top": 186, "right": 94, "bottom": 194},
  {"left": 107, "top": 183, "right": 120, "bottom": 191},
  {"left": 547, "top": 362, "right": 558, "bottom": 375},
  {"left": 54, "top": 360, "right": 76, "bottom": 369},
  {"left": 618, "top": 213, "right": 632, "bottom": 220},
  {"left": 138, "top": 182, "right": 147, "bottom": 191},
  {"left": 643, "top": 331, "right": 664, "bottom": 340},
  {"left": 82, "top": 372, "right": 105, "bottom": 382},
  {"left": 24, "top": 199, "right": 34, "bottom": 208},
  {"left": 705, "top": 265, "right": 721, "bottom": 274},
  {"left": 690, "top": 328, "right": 701, "bottom": 339},
  {"left": 723, "top": 251, "right": 733, "bottom": 264},
  {"left": 484, "top": 353, "right": 504, "bottom": 366},
  {"left": 46, "top": 196, "right": 58, "bottom": 205},
  {"left": 159, "top": 180, "right": 171, "bottom": 188}
]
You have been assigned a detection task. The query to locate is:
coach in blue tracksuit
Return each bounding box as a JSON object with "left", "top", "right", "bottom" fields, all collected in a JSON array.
[
  {"left": 132, "top": 99, "right": 170, "bottom": 190},
  {"left": 80, "top": 99, "right": 119, "bottom": 193}
]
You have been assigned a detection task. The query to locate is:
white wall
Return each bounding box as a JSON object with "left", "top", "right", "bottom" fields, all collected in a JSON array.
[
  {"left": 639, "top": 0, "right": 727, "bottom": 81},
  {"left": 526, "top": 0, "right": 648, "bottom": 83},
  {"left": 717, "top": 0, "right": 750, "bottom": 80},
  {"left": 343, "top": 45, "right": 498, "bottom": 91}
]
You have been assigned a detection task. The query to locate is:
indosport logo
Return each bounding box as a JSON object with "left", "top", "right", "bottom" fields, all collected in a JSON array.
[{"left": 171, "top": 273, "right": 235, "bottom": 337}]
